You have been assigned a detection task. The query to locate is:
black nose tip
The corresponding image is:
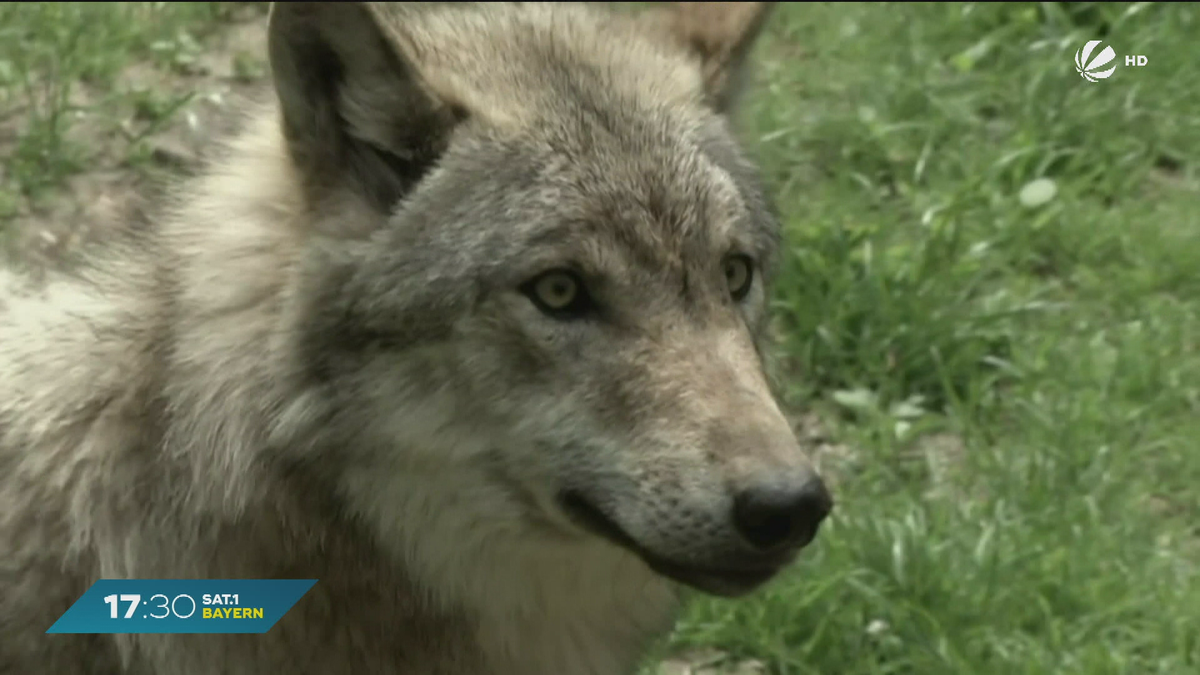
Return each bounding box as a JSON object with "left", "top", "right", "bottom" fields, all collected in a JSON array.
[{"left": 732, "top": 476, "right": 833, "bottom": 552}]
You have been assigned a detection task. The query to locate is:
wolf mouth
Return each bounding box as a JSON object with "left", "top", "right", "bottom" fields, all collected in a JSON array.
[{"left": 557, "top": 490, "right": 786, "bottom": 598}]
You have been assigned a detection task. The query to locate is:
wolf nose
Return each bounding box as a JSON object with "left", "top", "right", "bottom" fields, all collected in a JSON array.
[{"left": 732, "top": 475, "right": 833, "bottom": 552}]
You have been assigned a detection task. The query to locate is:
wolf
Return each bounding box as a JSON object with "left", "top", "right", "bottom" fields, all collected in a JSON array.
[{"left": 0, "top": 2, "right": 832, "bottom": 673}]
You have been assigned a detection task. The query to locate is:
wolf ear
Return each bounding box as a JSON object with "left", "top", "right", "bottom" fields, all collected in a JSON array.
[
  {"left": 267, "top": 2, "right": 465, "bottom": 214},
  {"left": 647, "top": 2, "right": 776, "bottom": 114}
]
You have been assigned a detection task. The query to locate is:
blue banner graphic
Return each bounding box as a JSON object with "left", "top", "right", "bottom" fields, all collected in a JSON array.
[{"left": 46, "top": 579, "right": 317, "bottom": 634}]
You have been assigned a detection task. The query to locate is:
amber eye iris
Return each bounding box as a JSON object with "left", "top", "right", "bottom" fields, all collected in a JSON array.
[
  {"left": 522, "top": 270, "right": 593, "bottom": 319},
  {"left": 533, "top": 272, "right": 578, "bottom": 309},
  {"left": 724, "top": 255, "right": 754, "bottom": 301}
]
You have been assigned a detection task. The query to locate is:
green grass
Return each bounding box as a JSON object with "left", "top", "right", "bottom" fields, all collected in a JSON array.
[
  {"left": 669, "top": 3, "right": 1200, "bottom": 673},
  {"left": 0, "top": 1, "right": 260, "bottom": 226},
  {"left": 3, "top": 3, "right": 1198, "bottom": 674}
]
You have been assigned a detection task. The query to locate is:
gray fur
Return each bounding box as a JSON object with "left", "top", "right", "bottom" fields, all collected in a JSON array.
[{"left": 0, "top": 3, "right": 829, "bottom": 673}]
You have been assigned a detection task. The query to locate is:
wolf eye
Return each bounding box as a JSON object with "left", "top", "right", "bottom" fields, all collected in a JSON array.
[
  {"left": 521, "top": 270, "right": 594, "bottom": 319},
  {"left": 724, "top": 255, "right": 754, "bottom": 301}
]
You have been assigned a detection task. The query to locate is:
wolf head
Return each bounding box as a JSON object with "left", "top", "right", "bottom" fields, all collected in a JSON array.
[{"left": 264, "top": 2, "right": 830, "bottom": 598}]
